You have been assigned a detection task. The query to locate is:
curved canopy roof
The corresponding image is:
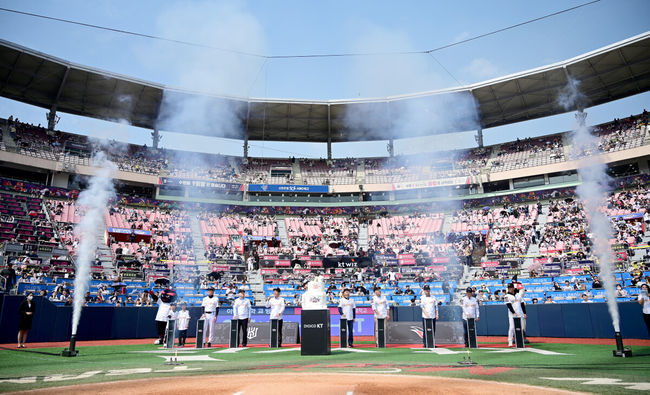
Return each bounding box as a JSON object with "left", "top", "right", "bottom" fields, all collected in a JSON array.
[{"left": 1, "top": 31, "right": 649, "bottom": 142}]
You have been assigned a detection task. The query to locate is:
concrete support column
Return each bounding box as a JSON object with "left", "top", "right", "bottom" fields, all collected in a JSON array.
[
  {"left": 152, "top": 128, "right": 160, "bottom": 149},
  {"left": 47, "top": 107, "right": 58, "bottom": 131}
]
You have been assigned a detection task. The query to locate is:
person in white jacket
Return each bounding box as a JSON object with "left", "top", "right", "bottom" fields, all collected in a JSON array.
[
  {"left": 419, "top": 285, "right": 438, "bottom": 347},
  {"left": 461, "top": 287, "right": 480, "bottom": 347},
  {"left": 338, "top": 288, "right": 356, "bottom": 347},
  {"left": 233, "top": 289, "right": 252, "bottom": 347},
  {"left": 176, "top": 303, "right": 191, "bottom": 347},
  {"left": 266, "top": 288, "right": 286, "bottom": 346}
]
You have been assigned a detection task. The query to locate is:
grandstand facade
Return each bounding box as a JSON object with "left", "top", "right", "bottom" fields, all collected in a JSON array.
[{"left": 0, "top": 36, "right": 649, "bottom": 324}]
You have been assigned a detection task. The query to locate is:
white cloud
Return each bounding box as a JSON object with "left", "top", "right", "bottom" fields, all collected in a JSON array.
[
  {"left": 452, "top": 31, "right": 471, "bottom": 43},
  {"left": 462, "top": 58, "right": 500, "bottom": 81}
]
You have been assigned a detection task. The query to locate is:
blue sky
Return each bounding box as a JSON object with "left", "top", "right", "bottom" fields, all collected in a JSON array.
[{"left": 1, "top": 0, "right": 649, "bottom": 158}]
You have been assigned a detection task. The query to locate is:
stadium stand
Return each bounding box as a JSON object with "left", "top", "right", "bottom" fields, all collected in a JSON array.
[{"left": 1, "top": 109, "right": 650, "bottom": 313}]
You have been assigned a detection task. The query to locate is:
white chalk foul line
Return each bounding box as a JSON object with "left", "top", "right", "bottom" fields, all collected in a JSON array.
[
  {"left": 157, "top": 355, "right": 224, "bottom": 362},
  {"left": 254, "top": 347, "right": 301, "bottom": 353},
  {"left": 346, "top": 369, "right": 402, "bottom": 374},
  {"left": 213, "top": 348, "right": 247, "bottom": 353},
  {"left": 411, "top": 348, "right": 464, "bottom": 355},
  {"left": 129, "top": 350, "right": 198, "bottom": 354}
]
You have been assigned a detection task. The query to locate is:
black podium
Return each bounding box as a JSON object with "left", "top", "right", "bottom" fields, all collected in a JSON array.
[
  {"left": 229, "top": 319, "right": 239, "bottom": 348},
  {"left": 422, "top": 318, "right": 435, "bottom": 348},
  {"left": 195, "top": 319, "right": 204, "bottom": 349},
  {"left": 376, "top": 318, "right": 386, "bottom": 348},
  {"left": 467, "top": 318, "right": 478, "bottom": 349},
  {"left": 270, "top": 319, "right": 282, "bottom": 348},
  {"left": 164, "top": 320, "right": 176, "bottom": 349},
  {"left": 301, "top": 309, "right": 331, "bottom": 355},
  {"left": 339, "top": 318, "right": 348, "bottom": 348},
  {"left": 514, "top": 317, "right": 525, "bottom": 348}
]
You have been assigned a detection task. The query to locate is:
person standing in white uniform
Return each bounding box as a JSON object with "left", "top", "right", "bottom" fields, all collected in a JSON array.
[
  {"left": 505, "top": 283, "right": 526, "bottom": 347},
  {"left": 371, "top": 287, "right": 389, "bottom": 345},
  {"left": 233, "top": 289, "right": 252, "bottom": 347},
  {"left": 461, "top": 287, "right": 480, "bottom": 347},
  {"left": 338, "top": 288, "right": 356, "bottom": 347},
  {"left": 176, "top": 303, "right": 191, "bottom": 347},
  {"left": 266, "top": 287, "right": 286, "bottom": 346},
  {"left": 419, "top": 285, "right": 439, "bottom": 347},
  {"left": 201, "top": 287, "right": 219, "bottom": 347}
]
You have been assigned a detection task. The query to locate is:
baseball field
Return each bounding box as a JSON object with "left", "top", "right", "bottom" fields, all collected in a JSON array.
[{"left": 0, "top": 338, "right": 649, "bottom": 394}]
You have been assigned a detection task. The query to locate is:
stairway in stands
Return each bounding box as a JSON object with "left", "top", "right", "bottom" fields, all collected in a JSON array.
[
  {"left": 521, "top": 202, "right": 549, "bottom": 275},
  {"left": 1, "top": 121, "right": 17, "bottom": 149},
  {"left": 95, "top": 225, "right": 115, "bottom": 273},
  {"left": 484, "top": 145, "right": 501, "bottom": 170},
  {"left": 561, "top": 133, "right": 573, "bottom": 160},
  {"left": 189, "top": 212, "right": 209, "bottom": 274},
  {"left": 642, "top": 124, "right": 650, "bottom": 145},
  {"left": 358, "top": 222, "right": 368, "bottom": 250},
  {"left": 292, "top": 161, "right": 303, "bottom": 184},
  {"left": 356, "top": 161, "right": 366, "bottom": 184},
  {"left": 276, "top": 218, "right": 290, "bottom": 247},
  {"left": 441, "top": 210, "right": 455, "bottom": 234},
  {"left": 248, "top": 270, "right": 267, "bottom": 305}
]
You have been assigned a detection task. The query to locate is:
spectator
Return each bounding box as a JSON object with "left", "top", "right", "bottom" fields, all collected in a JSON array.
[
  {"left": 1, "top": 263, "right": 17, "bottom": 291},
  {"left": 592, "top": 277, "right": 603, "bottom": 289},
  {"left": 17, "top": 292, "right": 35, "bottom": 348},
  {"left": 638, "top": 283, "right": 650, "bottom": 336}
]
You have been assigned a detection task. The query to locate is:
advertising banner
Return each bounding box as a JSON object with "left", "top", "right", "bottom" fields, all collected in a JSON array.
[
  {"left": 107, "top": 228, "right": 152, "bottom": 236},
  {"left": 216, "top": 314, "right": 375, "bottom": 336},
  {"left": 209, "top": 322, "right": 299, "bottom": 344},
  {"left": 248, "top": 184, "right": 329, "bottom": 193},
  {"left": 481, "top": 261, "right": 499, "bottom": 268},
  {"left": 386, "top": 321, "right": 464, "bottom": 344},
  {"left": 391, "top": 176, "right": 471, "bottom": 191},
  {"left": 322, "top": 256, "right": 372, "bottom": 269},
  {"left": 159, "top": 178, "right": 241, "bottom": 191}
]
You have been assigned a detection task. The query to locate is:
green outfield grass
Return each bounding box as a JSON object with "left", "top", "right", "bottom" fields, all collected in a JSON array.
[{"left": 0, "top": 343, "right": 649, "bottom": 393}]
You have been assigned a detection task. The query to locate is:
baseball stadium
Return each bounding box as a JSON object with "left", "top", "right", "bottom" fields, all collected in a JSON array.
[{"left": 1, "top": 1, "right": 650, "bottom": 394}]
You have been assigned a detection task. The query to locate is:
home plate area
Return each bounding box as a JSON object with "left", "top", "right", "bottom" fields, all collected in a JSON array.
[{"left": 25, "top": 373, "right": 580, "bottom": 395}]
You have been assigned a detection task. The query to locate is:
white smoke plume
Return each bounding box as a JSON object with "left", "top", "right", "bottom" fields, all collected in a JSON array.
[
  {"left": 150, "top": 2, "right": 267, "bottom": 142},
  {"left": 342, "top": 25, "right": 480, "bottom": 289},
  {"left": 559, "top": 78, "right": 620, "bottom": 332},
  {"left": 71, "top": 152, "right": 116, "bottom": 335}
]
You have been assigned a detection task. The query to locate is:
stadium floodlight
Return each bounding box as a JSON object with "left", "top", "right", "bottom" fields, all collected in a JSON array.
[
  {"left": 612, "top": 331, "right": 632, "bottom": 358},
  {"left": 61, "top": 334, "right": 79, "bottom": 357}
]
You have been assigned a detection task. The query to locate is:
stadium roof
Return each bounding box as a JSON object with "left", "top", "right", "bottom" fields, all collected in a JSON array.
[{"left": 1, "top": 31, "right": 650, "bottom": 142}]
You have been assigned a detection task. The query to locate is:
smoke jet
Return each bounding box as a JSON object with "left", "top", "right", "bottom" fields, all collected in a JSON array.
[
  {"left": 559, "top": 78, "right": 620, "bottom": 333},
  {"left": 70, "top": 152, "right": 116, "bottom": 336}
]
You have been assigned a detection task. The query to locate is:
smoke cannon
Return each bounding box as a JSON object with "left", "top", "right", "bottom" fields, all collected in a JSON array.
[
  {"left": 612, "top": 331, "right": 632, "bottom": 358},
  {"left": 61, "top": 335, "right": 78, "bottom": 357}
]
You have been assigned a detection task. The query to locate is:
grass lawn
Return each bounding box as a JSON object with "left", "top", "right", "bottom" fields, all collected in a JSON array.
[{"left": 0, "top": 342, "right": 649, "bottom": 393}]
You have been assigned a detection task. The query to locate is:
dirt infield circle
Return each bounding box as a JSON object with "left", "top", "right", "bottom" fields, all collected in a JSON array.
[{"left": 23, "top": 373, "right": 581, "bottom": 395}]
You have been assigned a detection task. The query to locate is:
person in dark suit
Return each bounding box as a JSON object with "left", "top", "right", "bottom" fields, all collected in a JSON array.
[{"left": 18, "top": 292, "right": 35, "bottom": 348}]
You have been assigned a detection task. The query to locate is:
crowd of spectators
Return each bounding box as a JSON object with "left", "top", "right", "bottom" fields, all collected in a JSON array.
[
  {"left": 490, "top": 135, "right": 565, "bottom": 173},
  {"left": 286, "top": 216, "right": 361, "bottom": 256},
  {"left": 3, "top": 110, "right": 648, "bottom": 187}
]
